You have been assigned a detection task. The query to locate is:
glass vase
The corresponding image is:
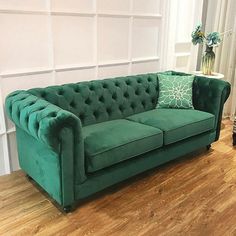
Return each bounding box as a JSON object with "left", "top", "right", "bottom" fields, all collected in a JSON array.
[{"left": 201, "top": 45, "right": 215, "bottom": 75}]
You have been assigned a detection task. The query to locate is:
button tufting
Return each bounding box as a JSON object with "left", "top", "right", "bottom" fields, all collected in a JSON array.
[
  {"left": 24, "top": 74, "right": 165, "bottom": 127},
  {"left": 74, "top": 88, "right": 80, "bottom": 93},
  {"left": 93, "top": 111, "right": 99, "bottom": 118},
  {"left": 70, "top": 101, "right": 76, "bottom": 107},
  {"left": 51, "top": 112, "right": 57, "bottom": 117},
  {"left": 124, "top": 92, "right": 129, "bottom": 98},
  {"left": 79, "top": 113, "right": 84, "bottom": 120},
  {"left": 58, "top": 90, "right": 64, "bottom": 96},
  {"left": 85, "top": 98, "right": 91, "bottom": 105},
  {"left": 112, "top": 93, "right": 117, "bottom": 99},
  {"left": 106, "top": 108, "right": 112, "bottom": 114},
  {"left": 99, "top": 96, "right": 104, "bottom": 102},
  {"left": 103, "top": 83, "right": 108, "bottom": 89},
  {"left": 126, "top": 80, "right": 131, "bottom": 85},
  {"left": 37, "top": 107, "right": 44, "bottom": 111},
  {"left": 89, "top": 85, "right": 94, "bottom": 91}
]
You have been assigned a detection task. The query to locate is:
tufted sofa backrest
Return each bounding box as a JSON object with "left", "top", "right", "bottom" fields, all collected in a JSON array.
[{"left": 28, "top": 73, "right": 159, "bottom": 126}]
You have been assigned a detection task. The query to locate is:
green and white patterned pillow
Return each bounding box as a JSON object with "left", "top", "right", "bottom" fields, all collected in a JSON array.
[{"left": 156, "top": 74, "right": 194, "bottom": 109}]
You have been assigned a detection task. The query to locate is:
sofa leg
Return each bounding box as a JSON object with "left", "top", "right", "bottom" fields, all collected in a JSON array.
[
  {"left": 26, "top": 174, "right": 32, "bottom": 180},
  {"left": 233, "top": 133, "right": 236, "bottom": 146},
  {"left": 206, "top": 144, "right": 211, "bottom": 150},
  {"left": 63, "top": 205, "right": 72, "bottom": 213}
]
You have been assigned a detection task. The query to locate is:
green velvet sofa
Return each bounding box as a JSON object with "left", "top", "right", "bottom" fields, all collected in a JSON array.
[{"left": 5, "top": 71, "right": 230, "bottom": 212}]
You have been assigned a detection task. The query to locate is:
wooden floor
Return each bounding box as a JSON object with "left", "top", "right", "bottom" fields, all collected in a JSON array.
[{"left": 0, "top": 119, "right": 236, "bottom": 236}]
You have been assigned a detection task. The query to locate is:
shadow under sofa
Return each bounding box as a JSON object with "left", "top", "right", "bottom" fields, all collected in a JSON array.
[{"left": 5, "top": 71, "right": 231, "bottom": 212}]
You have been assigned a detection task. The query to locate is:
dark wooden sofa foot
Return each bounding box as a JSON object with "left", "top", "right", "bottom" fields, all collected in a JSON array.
[
  {"left": 63, "top": 205, "right": 72, "bottom": 213},
  {"left": 207, "top": 144, "right": 211, "bottom": 150},
  {"left": 26, "top": 174, "right": 32, "bottom": 180},
  {"left": 233, "top": 133, "right": 236, "bottom": 146}
]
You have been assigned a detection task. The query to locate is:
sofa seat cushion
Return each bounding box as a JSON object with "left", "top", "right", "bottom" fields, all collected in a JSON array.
[
  {"left": 83, "top": 119, "right": 163, "bottom": 173},
  {"left": 127, "top": 109, "right": 215, "bottom": 145}
]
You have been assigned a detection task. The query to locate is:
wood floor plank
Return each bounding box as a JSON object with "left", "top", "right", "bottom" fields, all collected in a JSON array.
[{"left": 0, "top": 119, "right": 235, "bottom": 236}]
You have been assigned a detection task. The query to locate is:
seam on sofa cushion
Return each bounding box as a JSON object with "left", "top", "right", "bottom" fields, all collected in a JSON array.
[
  {"left": 163, "top": 117, "right": 215, "bottom": 144},
  {"left": 86, "top": 131, "right": 163, "bottom": 157},
  {"left": 87, "top": 138, "right": 163, "bottom": 172},
  {"left": 162, "top": 116, "right": 215, "bottom": 132},
  {"left": 126, "top": 115, "right": 214, "bottom": 145},
  {"left": 165, "top": 129, "right": 213, "bottom": 145},
  {"left": 126, "top": 115, "right": 214, "bottom": 132}
]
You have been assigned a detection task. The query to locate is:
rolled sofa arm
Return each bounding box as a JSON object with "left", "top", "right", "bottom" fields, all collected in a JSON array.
[
  {"left": 5, "top": 91, "right": 81, "bottom": 151},
  {"left": 192, "top": 76, "right": 231, "bottom": 141},
  {"left": 5, "top": 90, "right": 86, "bottom": 185}
]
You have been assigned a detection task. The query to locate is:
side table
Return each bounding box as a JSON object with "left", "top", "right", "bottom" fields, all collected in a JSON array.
[{"left": 193, "top": 71, "right": 224, "bottom": 79}]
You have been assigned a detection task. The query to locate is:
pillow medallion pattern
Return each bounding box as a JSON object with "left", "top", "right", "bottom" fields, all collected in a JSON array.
[{"left": 156, "top": 74, "right": 194, "bottom": 109}]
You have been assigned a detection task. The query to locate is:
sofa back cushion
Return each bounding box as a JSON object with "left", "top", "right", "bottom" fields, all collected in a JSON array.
[{"left": 27, "top": 73, "right": 158, "bottom": 126}]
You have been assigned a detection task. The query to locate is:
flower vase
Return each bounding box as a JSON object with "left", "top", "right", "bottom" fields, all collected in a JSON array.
[{"left": 201, "top": 45, "right": 215, "bottom": 75}]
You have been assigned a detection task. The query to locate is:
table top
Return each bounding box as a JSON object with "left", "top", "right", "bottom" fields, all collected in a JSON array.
[{"left": 193, "top": 71, "right": 224, "bottom": 79}]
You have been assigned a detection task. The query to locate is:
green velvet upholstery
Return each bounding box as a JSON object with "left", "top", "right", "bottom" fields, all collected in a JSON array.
[
  {"left": 127, "top": 109, "right": 215, "bottom": 145},
  {"left": 27, "top": 73, "right": 158, "bottom": 126},
  {"left": 5, "top": 71, "right": 230, "bottom": 210},
  {"left": 16, "top": 127, "right": 63, "bottom": 205},
  {"left": 162, "top": 71, "right": 231, "bottom": 141},
  {"left": 76, "top": 131, "right": 216, "bottom": 199},
  {"left": 193, "top": 75, "right": 230, "bottom": 141},
  {"left": 83, "top": 119, "right": 163, "bottom": 172},
  {"left": 5, "top": 91, "right": 86, "bottom": 186}
]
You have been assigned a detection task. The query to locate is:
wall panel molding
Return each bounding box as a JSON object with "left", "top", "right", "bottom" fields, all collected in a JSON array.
[{"left": 0, "top": 0, "right": 166, "bottom": 175}]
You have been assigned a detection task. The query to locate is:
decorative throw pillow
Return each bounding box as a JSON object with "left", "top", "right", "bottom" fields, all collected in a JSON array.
[{"left": 156, "top": 74, "right": 194, "bottom": 109}]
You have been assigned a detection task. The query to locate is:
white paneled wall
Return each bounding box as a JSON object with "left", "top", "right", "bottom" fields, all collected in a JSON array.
[{"left": 0, "top": 0, "right": 166, "bottom": 175}]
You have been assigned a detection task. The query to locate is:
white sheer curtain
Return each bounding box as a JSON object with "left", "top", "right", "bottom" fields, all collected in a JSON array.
[
  {"left": 163, "top": 0, "right": 203, "bottom": 72},
  {"left": 206, "top": 0, "right": 236, "bottom": 120}
]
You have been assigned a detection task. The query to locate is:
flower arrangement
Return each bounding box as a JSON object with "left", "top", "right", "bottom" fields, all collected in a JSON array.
[
  {"left": 191, "top": 24, "right": 222, "bottom": 47},
  {"left": 191, "top": 23, "right": 232, "bottom": 75},
  {"left": 191, "top": 24, "right": 220, "bottom": 75}
]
